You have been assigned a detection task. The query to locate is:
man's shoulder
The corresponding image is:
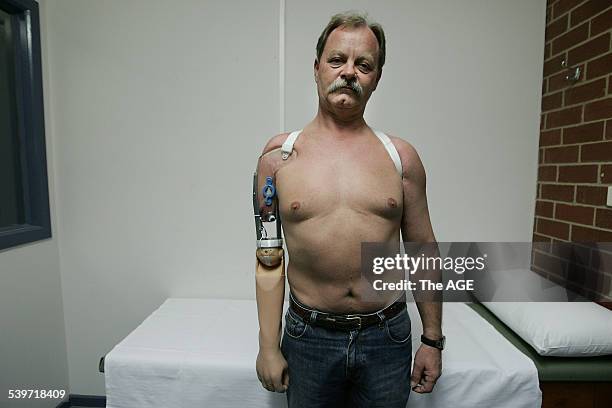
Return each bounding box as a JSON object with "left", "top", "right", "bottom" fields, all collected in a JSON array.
[
  {"left": 385, "top": 134, "right": 425, "bottom": 181},
  {"left": 257, "top": 133, "right": 293, "bottom": 174},
  {"left": 261, "top": 132, "right": 292, "bottom": 156},
  {"left": 385, "top": 134, "right": 417, "bottom": 159}
]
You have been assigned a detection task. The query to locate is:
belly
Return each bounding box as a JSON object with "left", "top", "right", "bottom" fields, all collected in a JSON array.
[{"left": 283, "top": 207, "right": 404, "bottom": 313}]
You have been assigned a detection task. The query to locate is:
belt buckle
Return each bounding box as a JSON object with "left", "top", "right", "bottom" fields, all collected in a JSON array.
[
  {"left": 320, "top": 314, "right": 362, "bottom": 330},
  {"left": 343, "top": 315, "right": 362, "bottom": 329}
]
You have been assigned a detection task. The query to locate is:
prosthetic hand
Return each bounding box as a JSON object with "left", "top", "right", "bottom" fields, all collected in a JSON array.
[{"left": 253, "top": 163, "right": 288, "bottom": 393}]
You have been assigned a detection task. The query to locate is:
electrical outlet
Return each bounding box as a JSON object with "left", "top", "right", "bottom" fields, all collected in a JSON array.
[{"left": 608, "top": 186, "right": 612, "bottom": 207}]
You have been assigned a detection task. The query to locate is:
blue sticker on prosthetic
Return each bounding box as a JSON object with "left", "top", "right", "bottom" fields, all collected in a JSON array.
[{"left": 262, "top": 176, "right": 276, "bottom": 206}]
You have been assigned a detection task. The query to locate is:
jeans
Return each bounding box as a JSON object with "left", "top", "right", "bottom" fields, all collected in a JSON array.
[{"left": 280, "top": 301, "right": 412, "bottom": 408}]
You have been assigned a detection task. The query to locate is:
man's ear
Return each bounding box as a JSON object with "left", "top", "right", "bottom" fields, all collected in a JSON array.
[{"left": 314, "top": 58, "right": 319, "bottom": 82}]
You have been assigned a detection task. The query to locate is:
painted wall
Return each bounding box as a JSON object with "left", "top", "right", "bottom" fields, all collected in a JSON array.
[{"left": 0, "top": 1, "right": 70, "bottom": 406}]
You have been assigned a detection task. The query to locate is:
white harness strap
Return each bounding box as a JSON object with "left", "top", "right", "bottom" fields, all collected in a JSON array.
[
  {"left": 281, "top": 130, "right": 302, "bottom": 160},
  {"left": 373, "top": 130, "right": 403, "bottom": 176},
  {"left": 280, "top": 129, "right": 403, "bottom": 176}
]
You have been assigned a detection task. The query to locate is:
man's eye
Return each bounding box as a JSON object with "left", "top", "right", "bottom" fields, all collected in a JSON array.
[{"left": 360, "top": 63, "right": 371, "bottom": 70}]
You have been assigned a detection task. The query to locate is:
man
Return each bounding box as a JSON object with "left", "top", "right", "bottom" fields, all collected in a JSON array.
[{"left": 254, "top": 11, "right": 443, "bottom": 407}]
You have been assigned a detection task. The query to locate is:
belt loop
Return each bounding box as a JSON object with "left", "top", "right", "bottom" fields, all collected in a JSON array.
[
  {"left": 310, "top": 311, "right": 317, "bottom": 324},
  {"left": 376, "top": 311, "right": 386, "bottom": 328}
]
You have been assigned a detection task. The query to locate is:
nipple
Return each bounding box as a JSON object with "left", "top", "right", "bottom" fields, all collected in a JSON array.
[
  {"left": 291, "top": 201, "right": 301, "bottom": 211},
  {"left": 387, "top": 198, "right": 397, "bottom": 208}
]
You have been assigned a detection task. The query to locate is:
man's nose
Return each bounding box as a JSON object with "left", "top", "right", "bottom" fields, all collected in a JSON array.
[{"left": 340, "top": 62, "right": 357, "bottom": 80}]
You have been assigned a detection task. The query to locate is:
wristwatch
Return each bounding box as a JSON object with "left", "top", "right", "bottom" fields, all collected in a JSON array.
[{"left": 421, "top": 334, "right": 445, "bottom": 350}]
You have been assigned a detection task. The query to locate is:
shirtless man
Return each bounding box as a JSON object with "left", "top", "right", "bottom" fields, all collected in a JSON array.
[{"left": 254, "top": 11, "right": 443, "bottom": 407}]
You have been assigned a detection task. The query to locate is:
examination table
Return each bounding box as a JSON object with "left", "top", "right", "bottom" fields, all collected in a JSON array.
[{"left": 100, "top": 298, "right": 544, "bottom": 407}]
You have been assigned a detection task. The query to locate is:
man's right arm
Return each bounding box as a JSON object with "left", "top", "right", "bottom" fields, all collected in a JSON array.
[{"left": 254, "top": 133, "right": 290, "bottom": 393}]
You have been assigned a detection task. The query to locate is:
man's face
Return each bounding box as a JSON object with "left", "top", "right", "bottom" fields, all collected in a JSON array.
[{"left": 314, "top": 25, "right": 381, "bottom": 112}]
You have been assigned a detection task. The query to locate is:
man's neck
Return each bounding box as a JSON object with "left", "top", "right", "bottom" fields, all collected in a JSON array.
[{"left": 310, "top": 105, "right": 369, "bottom": 137}]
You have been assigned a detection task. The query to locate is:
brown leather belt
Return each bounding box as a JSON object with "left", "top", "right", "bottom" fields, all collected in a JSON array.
[{"left": 289, "top": 292, "right": 407, "bottom": 331}]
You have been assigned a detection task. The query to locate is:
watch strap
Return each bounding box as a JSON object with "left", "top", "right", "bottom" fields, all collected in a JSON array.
[{"left": 421, "top": 334, "right": 445, "bottom": 350}]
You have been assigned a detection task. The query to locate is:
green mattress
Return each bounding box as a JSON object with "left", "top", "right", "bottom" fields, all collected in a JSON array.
[{"left": 466, "top": 302, "right": 612, "bottom": 382}]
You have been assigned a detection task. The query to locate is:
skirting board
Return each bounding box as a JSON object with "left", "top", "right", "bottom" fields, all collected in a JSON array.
[{"left": 55, "top": 394, "right": 106, "bottom": 408}]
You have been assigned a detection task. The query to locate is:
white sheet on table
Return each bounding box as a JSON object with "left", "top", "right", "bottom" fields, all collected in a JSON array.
[{"left": 104, "top": 298, "right": 541, "bottom": 408}]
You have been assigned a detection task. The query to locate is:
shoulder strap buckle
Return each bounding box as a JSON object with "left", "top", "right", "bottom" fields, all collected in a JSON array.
[{"left": 281, "top": 129, "right": 303, "bottom": 160}]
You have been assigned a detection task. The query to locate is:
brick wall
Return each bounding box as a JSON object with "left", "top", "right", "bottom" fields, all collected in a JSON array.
[{"left": 532, "top": 0, "right": 611, "bottom": 301}]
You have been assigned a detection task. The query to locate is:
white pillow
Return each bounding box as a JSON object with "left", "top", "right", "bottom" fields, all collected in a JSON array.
[{"left": 481, "top": 301, "right": 612, "bottom": 357}]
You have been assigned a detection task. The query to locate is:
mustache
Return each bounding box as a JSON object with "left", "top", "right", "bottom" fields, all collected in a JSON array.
[{"left": 327, "top": 78, "right": 363, "bottom": 97}]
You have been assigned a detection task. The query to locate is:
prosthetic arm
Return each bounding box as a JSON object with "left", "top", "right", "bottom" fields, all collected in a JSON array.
[{"left": 253, "top": 166, "right": 285, "bottom": 352}]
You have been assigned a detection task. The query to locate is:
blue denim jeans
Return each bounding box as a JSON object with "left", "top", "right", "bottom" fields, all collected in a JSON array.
[{"left": 280, "top": 301, "right": 412, "bottom": 408}]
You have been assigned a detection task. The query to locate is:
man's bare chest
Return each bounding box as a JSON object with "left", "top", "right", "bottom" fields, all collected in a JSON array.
[{"left": 275, "top": 142, "right": 403, "bottom": 223}]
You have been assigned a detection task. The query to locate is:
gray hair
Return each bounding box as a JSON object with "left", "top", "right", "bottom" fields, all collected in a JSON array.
[{"left": 316, "top": 11, "right": 386, "bottom": 73}]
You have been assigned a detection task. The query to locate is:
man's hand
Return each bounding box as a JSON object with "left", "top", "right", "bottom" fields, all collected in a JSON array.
[
  {"left": 256, "top": 347, "right": 289, "bottom": 393},
  {"left": 410, "top": 344, "right": 442, "bottom": 393}
]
